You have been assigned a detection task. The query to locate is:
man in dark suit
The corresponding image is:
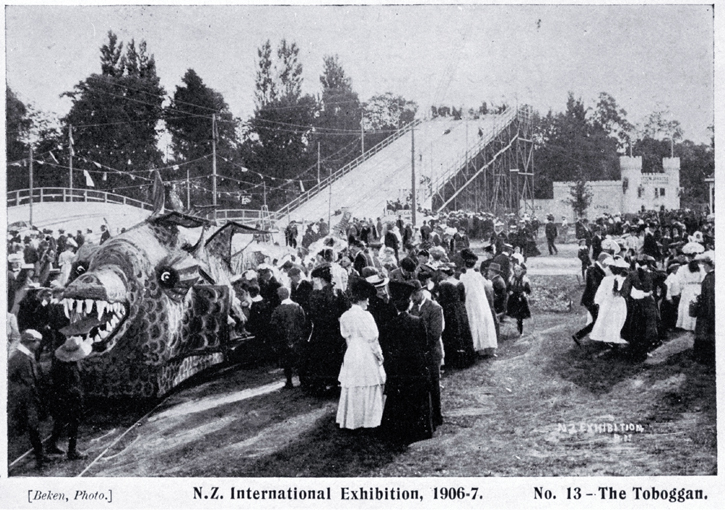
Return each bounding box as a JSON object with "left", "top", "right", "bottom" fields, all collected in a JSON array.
[
  {"left": 288, "top": 266, "right": 313, "bottom": 315},
  {"left": 491, "top": 245, "right": 512, "bottom": 283},
  {"left": 384, "top": 227, "right": 400, "bottom": 263},
  {"left": 571, "top": 253, "right": 611, "bottom": 346},
  {"left": 389, "top": 256, "right": 417, "bottom": 282},
  {"left": 591, "top": 228, "right": 603, "bottom": 262},
  {"left": 379, "top": 280, "right": 433, "bottom": 444},
  {"left": 8, "top": 329, "right": 49, "bottom": 469},
  {"left": 349, "top": 239, "right": 370, "bottom": 276},
  {"left": 410, "top": 280, "right": 444, "bottom": 428},
  {"left": 545, "top": 215, "right": 558, "bottom": 255},
  {"left": 642, "top": 223, "right": 661, "bottom": 261}
]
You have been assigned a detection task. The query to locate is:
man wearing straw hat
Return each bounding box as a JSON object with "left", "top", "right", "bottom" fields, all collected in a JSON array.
[
  {"left": 8, "top": 329, "right": 49, "bottom": 469},
  {"left": 47, "top": 336, "right": 91, "bottom": 461}
]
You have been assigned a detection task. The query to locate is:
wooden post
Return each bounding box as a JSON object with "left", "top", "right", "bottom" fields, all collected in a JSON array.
[
  {"left": 29, "top": 146, "right": 33, "bottom": 224},
  {"left": 411, "top": 123, "right": 416, "bottom": 226},
  {"left": 68, "top": 125, "right": 73, "bottom": 201}
]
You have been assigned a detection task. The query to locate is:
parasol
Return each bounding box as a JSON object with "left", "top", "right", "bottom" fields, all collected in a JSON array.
[
  {"left": 681, "top": 241, "right": 705, "bottom": 255},
  {"left": 601, "top": 237, "right": 621, "bottom": 254}
]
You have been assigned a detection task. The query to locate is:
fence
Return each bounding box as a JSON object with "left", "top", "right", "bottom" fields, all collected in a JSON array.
[{"left": 7, "top": 188, "right": 154, "bottom": 210}]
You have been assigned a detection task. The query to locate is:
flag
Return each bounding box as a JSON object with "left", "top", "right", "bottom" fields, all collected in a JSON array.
[
  {"left": 83, "top": 170, "right": 95, "bottom": 187},
  {"left": 300, "top": 180, "right": 305, "bottom": 192},
  {"left": 49, "top": 151, "right": 59, "bottom": 164},
  {"left": 240, "top": 166, "right": 249, "bottom": 173},
  {"left": 69, "top": 128, "right": 75, "bottom": 156},
  {"left": 93, "top": 161, "right": 102, "bottom": 168},
  {"left": 152, "top": 170, "right": 165, "bottom": 214},
  {"left": 103, "top": 172, "right": 107, "bottom": 181},
  {"left": 173, "top": 165, "right": 179, "bottom": 171}
]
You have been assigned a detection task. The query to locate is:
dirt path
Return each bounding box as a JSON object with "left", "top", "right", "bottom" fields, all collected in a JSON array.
[{"left": 9, "top": 251, "right": 716, "bottom": 478}]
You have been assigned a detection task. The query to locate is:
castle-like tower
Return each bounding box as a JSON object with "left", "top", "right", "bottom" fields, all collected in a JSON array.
[{"left": 621, "top": 156, "right": 680, "bottom": 213}]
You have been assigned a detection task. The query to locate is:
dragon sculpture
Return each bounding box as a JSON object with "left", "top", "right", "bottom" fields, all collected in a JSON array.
[{"left": 60, "top": 180, "right": 269, "bottom": 398}]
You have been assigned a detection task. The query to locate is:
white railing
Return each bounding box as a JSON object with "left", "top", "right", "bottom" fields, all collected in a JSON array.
[
  {"left": 7, "top": 187, "right": 154, "bottom": 210},
  {"left": 427, "top": 107, "right": 520, "bottom": 196},
  {"left": 206, "top": 209, "right": 277, "bottom": 226},
  {"left": 273, "top": 119, "right": 423, "bottom": 219},
  {"left": 7, "top": 188, "right": 275, "bottom": 227}
]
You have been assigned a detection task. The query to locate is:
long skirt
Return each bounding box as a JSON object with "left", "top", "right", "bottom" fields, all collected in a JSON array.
[{"left": 336, "top": 386, "right": 385, "bottom": 429}]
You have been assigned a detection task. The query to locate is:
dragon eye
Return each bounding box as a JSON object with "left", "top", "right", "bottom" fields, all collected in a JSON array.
[
  {"left": 75, "top": 264, "right": 87, "bottom": 275},
  {"left": 157, "top": 266, "right": 179, "bottom": 288}
]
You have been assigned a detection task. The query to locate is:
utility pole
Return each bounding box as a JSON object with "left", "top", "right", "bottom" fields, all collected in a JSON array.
[
  {"left": 29, "top": 145, "right": 33, "bottom": 224},
  {"left": 68, "top": 124, "right": 73, "bottom": 201},
  {"left": 361, "top": 114, "right": 365, "bottom": 156},
  {"left": 411, "top": 122, "right": 416, "bottom": 226},
  {"left": 212, "top": 114, "right": 217, "bottom": 219},
  {"left": 317, "top": 142, "right": 321, "bottom": 186},
  {"left": 328, "top": 163, "right": 332, "bottom": 226},
  {"left": 263, "top": 180, "right": 267, "bottom": 206}
]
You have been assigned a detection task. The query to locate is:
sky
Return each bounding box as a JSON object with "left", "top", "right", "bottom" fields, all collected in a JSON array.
[{"left": 4, "top": 4, "right": 715, "bottom": 144}]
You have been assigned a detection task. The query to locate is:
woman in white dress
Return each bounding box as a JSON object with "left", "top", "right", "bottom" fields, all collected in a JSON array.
[
  {"left": 336, "top": 279, "right": 386, "bottom": 430},
  {"left": 590, "top": 256, "right": 629, "bottom": 345},
  {"left": 458, "top": 249, "right": 498, "bottom": 353},
  {"left": 675, "top": 259, "right": 704, "bottom": 332}
]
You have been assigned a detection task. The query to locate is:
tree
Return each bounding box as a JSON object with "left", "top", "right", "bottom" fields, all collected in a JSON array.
[
  {"left": 362, "top": 92, "right": 418, "bottom": 148},
  {"left": 533, "top": 92, "right": 623, "bottom": 198},
  {"left": 62, "top": 31, "right": 165, "bottom": 200},
  {"left": 592, "top": 92, "right": 634, "bottom": 153},
  {"left": 567, "top": 169, "right": 593, "bottom": 219},
  {"left": 313, "top": 55, "right": 362, "bottom": 172},
  {"left": 6, "top": 88, "right": 32, "bottom": 191},
  {"left": 245, "top": 39, "right": 317, "bottom": 209},
  {"left": 164, "top": 69, "right": 238, "bottom": 206}
]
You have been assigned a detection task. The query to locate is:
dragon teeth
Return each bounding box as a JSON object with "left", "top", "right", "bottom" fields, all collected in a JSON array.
[
  {"left": 85, "top": 299, "right": 94, "bottom": 314},
  {"left": 96, "top": 301, "right": 106, "bottom": 320},
  {"left": 75, "top": 299, "right": 84, "bottom": 314},
  {"left": 63, "top": 299, "right": 71, "bottom": 319}
]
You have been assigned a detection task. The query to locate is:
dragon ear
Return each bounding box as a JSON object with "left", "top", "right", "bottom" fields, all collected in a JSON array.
[{"left": 185, "top": 225, "right": 210, "bottom": 258}]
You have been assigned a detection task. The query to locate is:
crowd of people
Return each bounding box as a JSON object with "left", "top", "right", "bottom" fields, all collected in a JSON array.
[
  {"left": 6, "top": 224, "right": 112, "bottom": 469},
  {"left": 229, "top": 211, "right": 539, "bottom": 445},
  {"left": 6, "top": 204, "right": 715, "bottom": 469},
  {"left": 571, "top": 208, "right": 716, "bottom": 364}
]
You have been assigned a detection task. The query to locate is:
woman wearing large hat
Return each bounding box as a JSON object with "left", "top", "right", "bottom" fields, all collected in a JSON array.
[
  {"left": 437, "top": 264, "right": 475, "bottom": 368},
  {"left": 302, "top": 264, "right": 351, "bottom": 395}
]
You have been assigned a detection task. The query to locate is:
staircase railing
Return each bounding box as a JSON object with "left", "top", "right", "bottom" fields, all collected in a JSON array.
[
  {"left": 273, "top": 118, "right": 423, "bottom": 219},
  {"left": 427, "top": 107, "right": 519, "bottom": 196}
]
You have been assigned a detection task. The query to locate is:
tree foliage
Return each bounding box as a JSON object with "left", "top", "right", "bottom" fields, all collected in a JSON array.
[
  {"left": 567, "top": 169, "right": 593, "bottom": 218},
  {"left": 244, "top": 39, "right": 317, "bottom": 209},
  {"left": 62, "top": 31, "right": 165, "bottom": 200},
  {"left": 313, "top": 55, "right": 362, "bottom": 172},
  {"left": 533, "top": 92, "right": 622, "bottom": 198},
  {"left": 163, "top": 69, "right": 238, "bottom": 207}
]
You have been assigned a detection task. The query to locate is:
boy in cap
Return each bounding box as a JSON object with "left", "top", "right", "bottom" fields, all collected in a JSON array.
[
  {"left": 270, "top": 287, "right": 309, "bottom": 389},
  {"left": 8, "top": 329, "right": 49, "bottom": 469}
]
